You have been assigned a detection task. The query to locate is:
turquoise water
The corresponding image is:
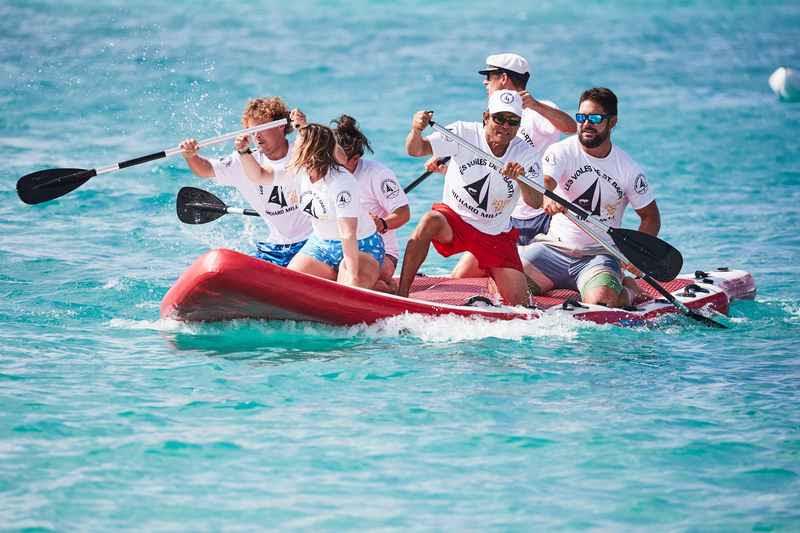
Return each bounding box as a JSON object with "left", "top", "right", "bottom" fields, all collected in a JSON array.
[{"left": 2, "top": 0, "right": 800, "bottom": 529}]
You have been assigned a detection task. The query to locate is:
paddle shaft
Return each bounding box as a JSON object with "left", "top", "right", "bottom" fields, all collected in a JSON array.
[
  {"left": 403, "top": 156, "right": 451, "bottom": 193},
  {"left": 186, "top": 202, "right": 259, "bottom": 217},
  {"left": 427, "top": 121, "right": 724, "bottom": 327},
  {"left": 47, "top": 118, "right": 287, "bottom": 182}
]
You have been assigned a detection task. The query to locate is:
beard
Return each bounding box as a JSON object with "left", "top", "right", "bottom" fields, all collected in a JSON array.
[{"left": 579, "top": 126, "right": 609, "bottom": 149}]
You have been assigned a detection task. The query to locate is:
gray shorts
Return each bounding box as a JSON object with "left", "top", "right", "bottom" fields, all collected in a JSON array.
[
  {"left": 511, "top": 213, "right": 551, "bottom": 246},
  {"left": 518, "top": 242, "right": 621, "bottom": 293}
]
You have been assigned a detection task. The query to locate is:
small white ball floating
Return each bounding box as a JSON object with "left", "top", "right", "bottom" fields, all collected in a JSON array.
[{"left": 769, "top": 67, "right": 800, "bottom": 102}]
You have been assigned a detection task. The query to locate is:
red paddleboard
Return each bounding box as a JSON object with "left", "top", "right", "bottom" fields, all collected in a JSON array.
[{"left": 161, "top": 249, "right": 755, "bottom": 327}]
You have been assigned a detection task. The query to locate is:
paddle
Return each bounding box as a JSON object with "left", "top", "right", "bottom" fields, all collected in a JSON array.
[
  {"left": 403, "top": 156, "right": 451, "bottom": 193},
  {"left": 16, "top": 118, "right": 288, "bottom": 205},
  {"left": 427, "top": 120, "right": 726, "bottom": 328},
  {"left": 176, "top": 186, "right": 259, "bottom": 224}
]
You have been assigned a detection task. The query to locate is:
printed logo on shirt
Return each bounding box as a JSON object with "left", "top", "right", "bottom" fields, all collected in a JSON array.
[
  {"left": 336, "top": 191, "right": 352, "bottom": 209},
  {"left": 574, "top": 179, "right": 602, "bottom": 217},
  {"left": 543, "top": 152, "right": 556, "bottom": 166},
  {"left": 268, "top": 186, "right": 288, "bottom": 207},
  {"left": 302, "top": 200, "right": 319, "bottom": 219},
  {"left": 381, "top": 179, "right": 400, "bottom": 200},
  {"left": 300, "top": 191, "right": 326, "bottom": 220},
  {"left": 219, "top": 156, "right": 233, "bottom": 168},
  {"left": 634, "top": 173, "right": 648, "bottom": 194},
  {"left": 464, "top": 173, "right": 490, "bottom": 211},
  {"left": 563, "top": 165, "right": 624, "bottom": 200}
]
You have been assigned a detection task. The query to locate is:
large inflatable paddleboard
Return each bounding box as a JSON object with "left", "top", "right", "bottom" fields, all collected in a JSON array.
[{"left": 160, "top": 249, "right": 756, "bottom": 327}]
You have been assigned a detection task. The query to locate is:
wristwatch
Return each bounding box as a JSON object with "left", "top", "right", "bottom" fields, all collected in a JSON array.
[
  {"left": 379, "top": 218, "right": 389, "bottom": 233},
  {"left": 238, "top": 147, "right": 252, "bottom": 155}
]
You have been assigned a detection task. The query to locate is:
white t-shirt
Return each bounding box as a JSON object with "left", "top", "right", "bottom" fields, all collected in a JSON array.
[
  {"left": 427, "top": 121, "right": 540, "bottom": 235},
  {"left": 283, "top": 166, "right": 377, "bottom": 241},
  {"left": 209, "top": 143, "right": 312, "bottom": 245},
  {"left": 352, "top": 158, "right": 409, "bottom": 257},
  {"left": 512, "top": 102, "right": 562, "bottom": 220},
  {"left": 541, "top": 135, "right": 655, "bottom": 251}
]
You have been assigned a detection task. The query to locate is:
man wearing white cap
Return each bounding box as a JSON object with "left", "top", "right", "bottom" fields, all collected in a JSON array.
[
  {"left": 443, "top": 52, "right": 576, "bottom": 279},
  {"left": 397, "top": 90, "right": 541, "bottom": 306},
  {"left": 482, "top": 52, "right": 576, "bottom": 233}
]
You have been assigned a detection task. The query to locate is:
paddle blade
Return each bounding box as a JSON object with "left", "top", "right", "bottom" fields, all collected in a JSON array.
[
  {"left": 176, "top": 186, "right": 228, "bottom": 224},
  {"left": 609, "top": 227, "right": 683, "bottom": 281},
  {"left": 16, "top": 168, "right": 96, "bottom": 205}
]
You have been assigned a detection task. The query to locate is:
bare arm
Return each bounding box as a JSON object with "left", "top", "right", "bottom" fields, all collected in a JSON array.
[
  {"left": 179, "top": 139, "right": 215, "bottom": 179},
  {"left": 234, "top": 135, "right": 276, "bottom": 185},
  {"left": 373, "top": 205, "right": 411, "bottom": 234},
  {"left": 517, "top": 178, "right": 543, "bottom": 209},
  {"left": 405, "top": 111, "right": 434, "bottom": 157},
  {"left": 635, "top": 200, "right": 661, "bottom": 236},
  {"left": 337, "top": 217, "right": 360, "bottom": 283},
  {"left": 541, "top": 175, "right": 567, "bottom": 215},
  {"left": 504, "top": 162, "right": 542, "bottom": 208},
  {"left": 520, "top": 92, "right": 577, "bottom": 134}
]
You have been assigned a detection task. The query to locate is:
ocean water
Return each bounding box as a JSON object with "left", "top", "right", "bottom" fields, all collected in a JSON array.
[{"left": 2, "top": 0, "right": 799, "bottom": 530}]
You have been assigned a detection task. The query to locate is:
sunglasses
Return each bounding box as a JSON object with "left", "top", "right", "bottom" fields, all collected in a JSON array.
[
  {"left": 491, "top": 114, "right": 521, "bottom": 127},
  {"left": 575, "top": 113, "right": 610, "bottom": 124}
]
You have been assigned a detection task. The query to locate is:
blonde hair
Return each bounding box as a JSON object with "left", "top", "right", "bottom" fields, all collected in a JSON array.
[
  {"left": 290, "top": 123, "right": 341, "bottom": 177},
  {"left": 241, "top": 97, "right": 293, "bottom": 135}
]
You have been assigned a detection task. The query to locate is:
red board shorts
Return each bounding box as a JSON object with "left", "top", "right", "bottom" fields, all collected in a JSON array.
[{"left": 431, "top": 203, "right": 523, "bottom": 272}]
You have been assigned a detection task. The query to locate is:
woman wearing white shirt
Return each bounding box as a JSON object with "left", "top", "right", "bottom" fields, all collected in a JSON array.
[
  {"left": 238, "top": 123, "right": 384, "bottom": 289},
  {"left": 332, "top": 115, "right": 410, "bottom": 292}
]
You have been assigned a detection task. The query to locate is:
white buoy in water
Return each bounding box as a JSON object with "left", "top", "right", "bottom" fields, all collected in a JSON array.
[{"left": 769, "top": 67, "right": 800, "bottom": 101}]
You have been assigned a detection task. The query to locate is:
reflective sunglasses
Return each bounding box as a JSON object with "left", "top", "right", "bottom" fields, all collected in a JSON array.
[
  {"left": 491, "top": 114, "right": 521, "bottom": 127},
  {"left": 575, "top": 113, "right": 610, "bottom": 124}
]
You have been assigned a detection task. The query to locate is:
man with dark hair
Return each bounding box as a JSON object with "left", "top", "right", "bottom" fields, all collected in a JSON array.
[
  {"left": 518, "top": 87, "right": 661, "bottom": 308},
  {"left": 398, "top": 90, "right": 542, "bottom": 306},
  {"left": 444, "top": 53, "right": 577, "bottom": 279}
]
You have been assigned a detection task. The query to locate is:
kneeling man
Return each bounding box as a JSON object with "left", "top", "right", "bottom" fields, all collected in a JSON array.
[
  {"left": 520, "top": 87, "right": 661, "bottom": 307},
  {"left": 397, "top": 90, "right": 541, "bottom": 306}
]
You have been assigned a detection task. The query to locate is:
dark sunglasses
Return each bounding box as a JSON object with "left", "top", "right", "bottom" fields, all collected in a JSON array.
[
  {"left": 491, "top": 114, "right": 521, "bottom": 127},
  {"left": 575, "top": 113, "right": 610, "bottom": 124}
]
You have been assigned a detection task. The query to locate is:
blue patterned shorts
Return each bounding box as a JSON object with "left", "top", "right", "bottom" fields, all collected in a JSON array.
[
  {"left": 255, "top": 240, "right": 307, "bottom": 267},
  {"left": 300, "top": 233, "right": 385, "bottom": 269}
]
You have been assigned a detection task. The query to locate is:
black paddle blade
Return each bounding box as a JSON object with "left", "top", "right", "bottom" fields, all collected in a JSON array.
[
  {"left": 609, "top": 227, "right": 683, "bottom": 282},
  {"left": 16, "top": 168, "right": 96, "bottom": 205},
  {"left": 176, "top": 186, "right": 228, "bottom": 224}
]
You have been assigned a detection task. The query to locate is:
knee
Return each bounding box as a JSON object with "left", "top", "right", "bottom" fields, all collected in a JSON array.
[
  {"left": 412, "top": 211, "right": 446, "bottom": 239},
  {"left": 581, "top": 272, "right": 623, "bottom": 306}
]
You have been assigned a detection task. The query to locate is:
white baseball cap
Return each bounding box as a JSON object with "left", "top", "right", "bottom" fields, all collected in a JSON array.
[
  {"left": 478, "top": 53, "right": 530, "bottom": 76},
  {"left": 487, "top": 90, "right": 523, "bottom": 117}
]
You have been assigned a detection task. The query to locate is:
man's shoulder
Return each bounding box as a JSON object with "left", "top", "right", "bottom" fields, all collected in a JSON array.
[
  {"left": 609, "top": 144, "right": 643, "bottom": 173},
  {"left": 546, "top": 135, "right": 578, "bottom": 154}
]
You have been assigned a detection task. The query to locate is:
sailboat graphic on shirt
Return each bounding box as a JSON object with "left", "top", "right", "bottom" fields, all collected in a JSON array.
[
  {"left": 464, "top": 173, "right": 490, "bottom": 211},
  {"left": 574, "top": 179, "right": 602, "bottom": 216},
  {"left": 268, "top": 186, "right": 288, "bottom": 207},
  {"left": 302, "top": 200, "right": 319, "bottom": 219}
]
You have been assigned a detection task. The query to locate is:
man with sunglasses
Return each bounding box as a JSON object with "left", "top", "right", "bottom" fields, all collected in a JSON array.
[
  {"left": 518, "top": 87, "right": 661, "bottom": 308},
  {"left": 397, "top": 90, "right": 542, "bottom": 306},
  {"left": 481, "top": 53, "right": 576, "bottom": 239},
  {"left": 442, "top": 53, "right": 576, "bottom": 279}
]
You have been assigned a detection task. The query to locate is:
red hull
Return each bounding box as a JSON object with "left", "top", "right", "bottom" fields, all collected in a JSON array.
[{"left": 160, "top": 249, "right": 755, "bottom": 327}]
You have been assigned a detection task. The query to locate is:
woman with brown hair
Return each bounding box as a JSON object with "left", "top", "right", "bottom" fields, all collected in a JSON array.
[
  {"left": 238, "top": 123, "right": 383, "bottom": 289},
  {"left": 332, "top": 115, "right": 410, "bottom": 292}
]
